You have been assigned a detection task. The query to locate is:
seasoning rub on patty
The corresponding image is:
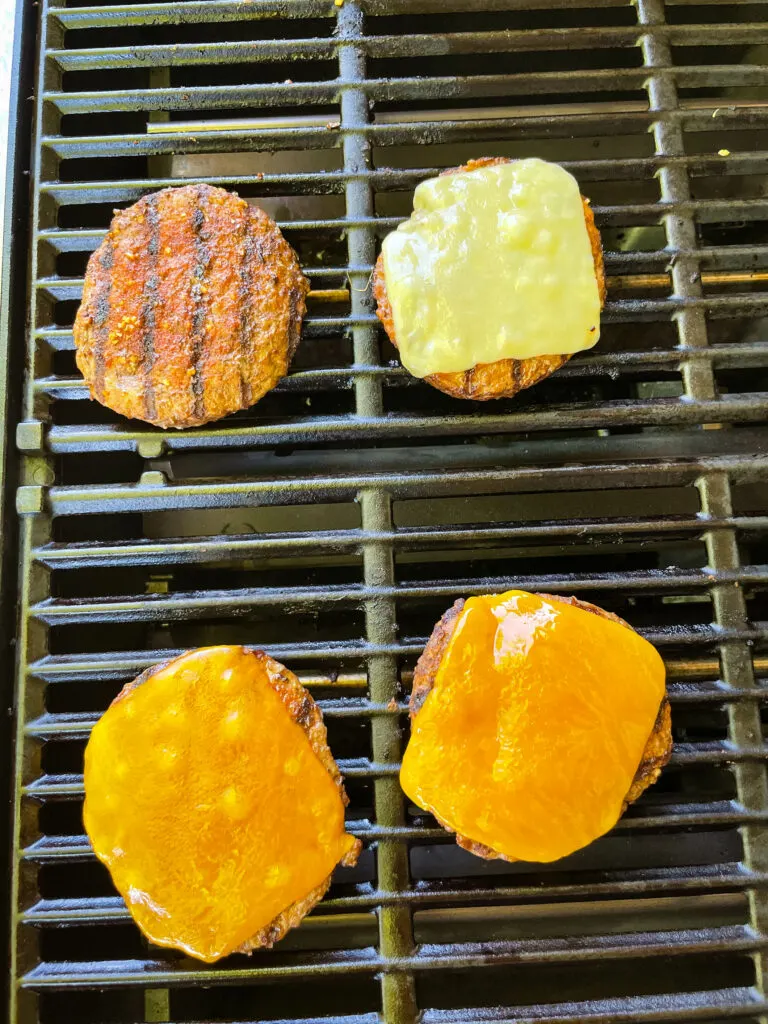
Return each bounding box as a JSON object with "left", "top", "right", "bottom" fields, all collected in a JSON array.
[{"left": 74, "top": 184, "right": 309, "bottom": 429}]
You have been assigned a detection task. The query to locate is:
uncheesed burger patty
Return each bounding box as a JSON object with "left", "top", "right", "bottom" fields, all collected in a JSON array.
[
  {"left": 408, "top": 594, "right": 672, "bottom": 861},
  {"left": 74, "top": 184, "right": 309, "bottom": 429},
  {"left": 374, "top": 158, "right": 606, "bottom": 401}
]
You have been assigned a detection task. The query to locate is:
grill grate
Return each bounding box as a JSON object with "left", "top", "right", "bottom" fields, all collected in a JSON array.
[{"left": 6, "top": 0, "right": 768, "bottom": 1022}]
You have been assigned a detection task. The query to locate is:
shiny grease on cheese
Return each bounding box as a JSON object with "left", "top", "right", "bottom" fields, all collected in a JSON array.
[
  {"left": 381, "top": 159, "right": 601, "bottom": 379},
  {"left": 400, "top": 592, "right": 666, "bottom": 863}
]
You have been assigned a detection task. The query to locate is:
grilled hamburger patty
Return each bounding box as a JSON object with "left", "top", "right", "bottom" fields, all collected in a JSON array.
[
  {"left": 374, "top": 157, "right": 606, "bottom": 401},
  {"left": 89, "top": 649, "right": 361, "bottom": 957},
  {"left": 74, "top": 184, "right": 309, "bottom": 429},
  {"left": 409, "top": 595, "right": 673, "bottom": 861}
]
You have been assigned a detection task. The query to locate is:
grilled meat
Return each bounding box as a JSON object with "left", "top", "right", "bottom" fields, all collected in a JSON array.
[
  {"left": 74, "top": 184, "right": 309, "bottom": 429},
  {"left": 374, "top": 157, "right": 605, "bottom": 401},
  {"left": 407, "top": 593, "right": 672, "bottom": 862},
  {"left": 83, "top": 646, "right": 360, "bottom": 962}
]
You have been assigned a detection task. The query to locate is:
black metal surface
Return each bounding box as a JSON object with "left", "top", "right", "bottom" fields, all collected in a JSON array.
[
  {"left": 7, "top": 0, "right": 768, "bottom": 1022},
  {"left": 1, "top": 2, "right": 38, "bottom": 1022}
]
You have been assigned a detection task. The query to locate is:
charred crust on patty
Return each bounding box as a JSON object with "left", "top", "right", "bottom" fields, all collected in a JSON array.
[
  {"left": 374, "top": 157, "right": 606, "bottom": 401},
  {"left": 236, "top": 876, "right": 334, "bottom": 953},
  {"left": 74, "top": 184, "right": 310, "bottom": 429},
  {"left": 109, "top": 647, "right": 361, "bottom": 951},
  {"left": 623, "top": 698, "right": 672, "bottom": 809},
  {"left": 410, "top": 598, "right": 467, "bottom": 717},
  {"left": 408, "top": 594, "right": 672, "bottom": 862}
]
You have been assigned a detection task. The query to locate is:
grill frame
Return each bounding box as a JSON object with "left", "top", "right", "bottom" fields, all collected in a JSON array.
[
  {"left": 2, "top": 2, "right": 36, "bottom": 1022},
  {"left": 7, "top": 1, "right": 768, "bottom": 1022}
]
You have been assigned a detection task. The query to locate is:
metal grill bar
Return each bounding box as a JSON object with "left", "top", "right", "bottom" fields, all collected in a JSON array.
[
  {"left": 636, "top": 0, "right": 768, "bottom": 1005},
  {"left": 40, "top": 108, "right": 768, "bottom": 159},
  {"left": 419, "top": 993, "right": 768, "bottom": 1024},
  {"left": 36, "top": 162, "right": 768, "bottom": 205},
  {"left": 34, "top": 251, "right": 768, "bottom": 288},
  {"left": 32, "top": 295, "right": 768, "bottom": 344},
  {"left": 338, "top": 5, "right": 417, "bottom": 1019},
  {"left": 18, "top": 453, "right": 768, "bottom": 519},
  {"left": 43, "top": 24, "right": 768, "bottom": 71},
  {"left": 33, "top": 196, "right": 768, "bottom": 245},
  {"left": 26, "top": 652, "right": 768, "bottom": 684},
  {"left": 24, "top": 567, "right": 768, "bottom": 625},
  {"left": 18, "top": 867, "right": 768, "bottom": 915},
  {"left": 18, "top": 876, "right": 768, "bottom": 925},
  {"left": 17, "top": 696, "right": 767, "bottom": 737},
  {"left": 28, "top": 344, "right": 768, "bottom": 396},
  {"left": 7, "top": 0, "right": 57, "bottom": 1015},
  {"left": 50, "top": 0, "right": 333, "bottom": 29},
  {"left": 51, "top": 39, "right": 338, "bottom": 69},
  {"left": 44, "top": 65, "right": 768, "bottom": 114},
  {"left": 17, "top": 854, "right": 768, "bottom": 887},
  {"left": 58, "top": 0, "right": 670, "bottom": 28},
  {"left": 17, "top": 797, "right": 768, "bottom": 835},
  {"left": 18, "top": 748, "right": 768, "bottom": 798},
  {"left": 18, "top": 398, "right": 768, "bottom": 456},
  {"left": 13, "top": 993, "right": 768, "bottom": 1024},
  {"left": 20, "top": 625, "right": 768, "bottom": 680},
  {"left": 26, "top": 514, "right": 768, "bottom": 568},
  {"left": 19, "top": 926, "right": 768, "bottom": 988},
  {"left": 19, "top": 683, "right": 768, "bottom": 709}
]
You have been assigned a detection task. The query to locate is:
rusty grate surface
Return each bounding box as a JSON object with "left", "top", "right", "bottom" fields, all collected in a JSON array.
[{"left": 7, "top": 0, "right": 768, "bottom": 1022}]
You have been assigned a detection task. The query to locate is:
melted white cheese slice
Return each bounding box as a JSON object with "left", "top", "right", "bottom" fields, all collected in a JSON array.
[{"left": 381, "top": 159, "right": 601, "bottom": 379}]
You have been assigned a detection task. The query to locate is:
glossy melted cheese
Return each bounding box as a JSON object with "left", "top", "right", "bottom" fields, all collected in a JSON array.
[
  {"left": 381, "top": 159, "right": 601, "bottom": 378},
  {"left": 84, "top": 646, "right": 357, "bottom": 962},
  {"left": 400, "top": 592, "right": 666, "bottom": 863}
]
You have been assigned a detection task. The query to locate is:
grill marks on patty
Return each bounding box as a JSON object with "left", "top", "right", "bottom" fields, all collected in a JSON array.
[
  {"left": 96, "top": 205, "right": 154, "bottom": 417},
  {"left": 91, "top": 240, "right": 114, "bottom": 402},
  {"left": 190, "top": 188, "right": 210, "bottom": 423},
  {"left": 151, "top": 186, "right": 203, "bottom": 427},
  {"left": 237, "top": 215, "right": 255, "bottom": 408},
  {"left": 195, "top": 186, "right": 252, "bottom": 423},
  {"left": 239, "top": 227, "right": 269, "bottom": 408},
  {"left": 74, "top": 183, "right": 310, "bottom": 429},
  {"left": 140, "top": 194, "right": 161, "bottom": 423}
]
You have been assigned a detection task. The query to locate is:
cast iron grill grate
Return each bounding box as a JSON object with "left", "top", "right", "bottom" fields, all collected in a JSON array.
[{"left": 7, "top": 0, "right": 768, "bottom": 1022}]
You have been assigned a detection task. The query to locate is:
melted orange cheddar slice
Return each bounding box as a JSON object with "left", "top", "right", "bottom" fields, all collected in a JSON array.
[
  {"left": 400, "top": 592, "right": 666, "bottom": 862},
  {"left": 84, "top": 646, "right": 358, "bottom": 962}
]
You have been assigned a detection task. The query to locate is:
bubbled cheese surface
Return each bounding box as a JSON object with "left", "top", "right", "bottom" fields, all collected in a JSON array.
[
  {"left": 400, "top": 592, "right": 666, "bottom": 863},
  {"left": 83, "top": 646, "right": 357, "bottom": 962},
  {"left": 381, "top": 159, "right": 601, "bottom": 378}
]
